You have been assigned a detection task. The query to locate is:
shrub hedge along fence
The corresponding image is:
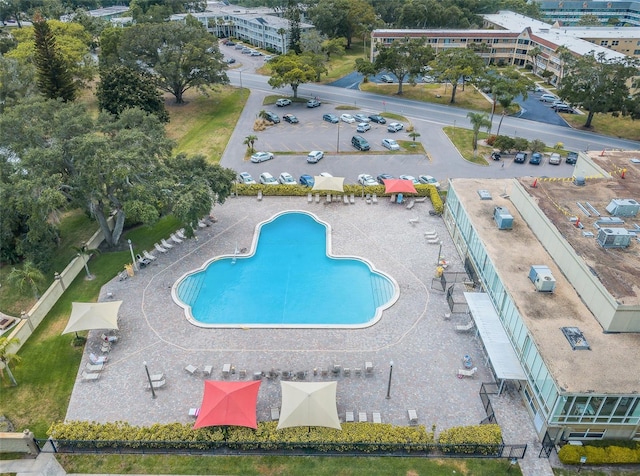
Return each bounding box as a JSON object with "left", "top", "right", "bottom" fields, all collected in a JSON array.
[{"left": 558, "top": 441, "right": 640, "bottom": 465}]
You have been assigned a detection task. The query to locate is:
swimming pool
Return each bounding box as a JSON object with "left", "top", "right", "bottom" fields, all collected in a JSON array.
[{"left": 172, "top": 211, "right": 398, "bottom": 328}]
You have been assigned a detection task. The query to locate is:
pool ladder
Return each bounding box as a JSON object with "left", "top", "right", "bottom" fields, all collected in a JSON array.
[{"left": 232, "top": 243, "right": 239, "bottom": 264}]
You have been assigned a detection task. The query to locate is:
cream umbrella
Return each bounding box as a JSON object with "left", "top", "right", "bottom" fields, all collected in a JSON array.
[
  {"left": 277, "top": 381, "right": 341, "bottom": 430},
  {"left": 312, "top": 176, "right": 345, "bottom": 193},
  {"left": 62, "top": 301, "right": 122, "bottom": 336}
]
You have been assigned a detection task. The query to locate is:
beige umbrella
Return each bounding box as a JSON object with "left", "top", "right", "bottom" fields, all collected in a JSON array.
[
  {"left": 277, "top": 381, "right": 341, "bottom": 430},
  {"left": 62, "top": 301, "right": 123, "bottom": 335},
  {"left": 312, "top": 176, "right": 344, "bottom": 193}
]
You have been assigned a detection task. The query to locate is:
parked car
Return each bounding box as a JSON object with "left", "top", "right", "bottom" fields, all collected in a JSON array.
[
  {"left": 225, "top": 58, "right": 236, "bottom": 64},
  {"left": 237, "top": 172, "right": 256, "bottom": 185},
  {"left": 399, "top": 174, "right": 420, "bottom": 185},
  {"left": 226, "top": 41, "right": 236, "bottom": 46},
  {"left": 539, "top": 94, "right": 558, "bottom": 103},
  {"left": 382, "top": 138, "right": 400, "bottom": 150},
  {"left": 529, "top": 152, "right": 542, "bottom": 165},
  {"left": 282, "top": 113, "right": 298, "bottom": 123},
  {"left": 306, "top": 99, "right": 321, "bottom": 108},
  {"left": 340, "top": 113, "right": 356, "bottom": 123},
  {"left": 351, "top": 135, "right": 370, "bottom": 151},
  {"left": 353, "top": 114, "right": 370, "bottom": 123},
  {"left": 369, "top": 114, "right": 386, "bottom": 124},
  {"left": 241, "top": 47, "right": 252, "bottom": 54},
  {"left": 250, "top": 151, "right": 274, "bottom": 163},
  {"left": 234, "top": 44, "right": 244, "bottom": 50},
  {"left": 259, "top": 172, "right": 278, "bottom": 185},
  {"left": 264, "top": 55, "right": 274, "bottom": 61},
  {"left": 323, "top": 113, "right": 339, "bottom": 123},
  {"left": 278, "top": 172, "right": 296, "bottom": 185},
  {"left": 264, "top": 111, "right": 280, "bottom": 123},
  {"left": 421, "top": 75, "right": 436, "bottom": 83},
  {"left": 491, "top": 151, "right": 501, "bottom": 161},
  {"left": 553, "top": 104, "right": 574, "bottom": 113},
  {"left": 250, "top": 50, "right": 263, "bottom": 56},
  {"left": 418, "top": 175, "right": 440, "bottom": 188},
  {"left": 376, "top": 173, "right": 394, "bottom": 184},
  {"left": 514, "top": 152, "right": 528, "bottom": 163},
  {"left": 356, "top": 122, "right": 371, "bottom": 133},
  {"left": 387, "top": 122, "right": 404, "bottom": 132},
  {"left": 380, "top": 74, "right": 394, "bottom": 83},
  {"left": 276, "top": 98, "right": 291, "bottom": 107},
  {"left": 358, "top": 174, "right": 377, "bottom": 186},
  {"left": 566, "top": 151, "right": 578, "bottom": 164},
  {"left": 299, "top": 174, "right": 315, "bottom": 187},
  {"left": 307, "top": 150, "right": 324, "bottom": 164},
  {"left": 549, "top": 152, "right": 562, "bottom": 165}
]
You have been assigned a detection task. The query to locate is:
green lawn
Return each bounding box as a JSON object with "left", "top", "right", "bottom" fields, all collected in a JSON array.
[{"left": 443, "top": 126, "right": 491, "bottom": 165}]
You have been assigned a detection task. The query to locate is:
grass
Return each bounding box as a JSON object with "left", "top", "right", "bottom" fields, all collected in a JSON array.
[
  {"left": 443, "top": 126, "right": 491, "bottom": 166},
  {"left": 320, "top": 39, "right": 369, "bottom": 84},
  {"left": 57, "top": 454, "right": 522, "bottom": 475},
  {"left": 562, "top": 112, "right": 640, "bottom": 142},
  {"left": 381, "top": 112, "right": 408, "bottom": 122},
  {"left": 168, "top": 86, "right": 250, "bottom": 163}
]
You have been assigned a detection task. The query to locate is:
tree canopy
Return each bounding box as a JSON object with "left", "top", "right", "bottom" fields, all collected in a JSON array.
[
  {"left": 267, "top": 53, "right": 318, "bottom": 98},
  {"left": 308, "top": 0, "right": 377, "bottom": 49},
  {"left": 372, "top": 38, "right": 434, "bottom": 95},
  {"left": 429, "top": 48, "right": 486, "bottom": 103}
]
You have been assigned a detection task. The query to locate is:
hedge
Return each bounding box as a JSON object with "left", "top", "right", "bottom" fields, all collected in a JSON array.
[
  {"left": 437, "top": 424, "right": 502, "bottom": 455},
  {"left": 234, "top": 183, "right": 444, "bottom": 215},
  {"left": 558, "top": 442, "right": 640, "bottom": 465}
]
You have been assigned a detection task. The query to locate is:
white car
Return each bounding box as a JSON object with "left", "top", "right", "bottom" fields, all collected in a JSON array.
[
  {"left": 358, "top": 174, "right": 377, "bottom": 186},
  {"left": 399, "top": 174, "right": 420, "bottom": 185},
  {"left": 356, "top": 122, "right": 371, "bottom": 133},
  {"left": 549, "top": 153, "right": 562, "bottom": 165},
  {"left": 237, "top": 172, "right": 256, "bottom": 185},
  {"left": 275, "top": 98, "right": 291, "bottom": 107},
  {"left": 259, "top": 172, "right": 278, "bottom": 185},
  {"left": 387, "top": 122, "right": 404, "bottom": 132},
  {"left": 278, "top": 172, "right": 296, "bottom": 185},
  {"left": 382, "top": 138, "right": 400, "bottom": 150},
  {"left": 340, "top": 114, "right": 356, "bottom": 123},
  {"left": 418, "top": 175, "right": 440, "bottom": 188},
  {"left": 307, "top": 150, "right": 324, "bottom": 163},
  {"left": 539, "top": 94, "right": 557, "bottom": 103},
  {"left": 250, "top": 151, "right": 274, "bottom": 163}
]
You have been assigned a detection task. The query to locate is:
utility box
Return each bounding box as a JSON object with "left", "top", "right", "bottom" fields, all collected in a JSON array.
[
  {"left": 606, "top": 199, "right": 639, "bottom": 217},
  {"left": 597, "top": 228, "right": 632, "bottom": 248},
  {"left": 494, "top": 206, "right": 513, "bottom": 230},
  {"left": 529, "top": 265, "right": 556, "bottom": 292}
]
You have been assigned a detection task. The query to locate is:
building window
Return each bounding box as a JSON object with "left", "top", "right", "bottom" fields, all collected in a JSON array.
[
  {"left": 634, "top": 50, "right": 640, "bottom": 55},
  {"left": 600, "top": 40, "right": 609, "bottom": 46},
  {"left": 612, "top": 40, "right": 619, "bottom": 46},
  {"left": 567, "top": 429, "right": 606, "bottom": 439}
]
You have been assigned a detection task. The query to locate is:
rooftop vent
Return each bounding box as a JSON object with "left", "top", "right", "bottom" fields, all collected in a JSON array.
[
  {"left": 477, "top": 189, "right": 492, "bottom": 200},
  {"left": 561, "top": 327, "right": 590, "bottom": 350},
  {"left": 606, "top": 199, "right": 639, "bottom": 217},
  {"left": 494, "top": 206, "right": 513, "bottom": 230},
  {"left": 597, "top": 227, "right": 632, "bottom": 248},
  {"left": 529, "top": 265, "right": 556, "bottom": 292}
]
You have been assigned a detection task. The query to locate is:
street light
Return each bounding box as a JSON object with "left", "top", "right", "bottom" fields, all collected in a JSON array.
[
  {"left": 239, "top": 69, "right": 243, "bottom": 88},
  {"left": 385, "top": 360, "right": 394, "bottom": 399},
  {"left": 336, "top": 121, "right": 340, "bottom": 153},
  {"left": 144, "top": 361, "right": 156, "bottom": 399},
  {"left": 437, "top": 241, "right": 443, "bottom": 265},
  {"left": 128, "top": 239, "right": 137, "bottom": 271}
]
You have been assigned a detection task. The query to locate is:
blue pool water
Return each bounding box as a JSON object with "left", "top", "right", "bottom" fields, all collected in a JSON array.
[{"left": 173, "top": 211, "right": 397, "bottom": 327}]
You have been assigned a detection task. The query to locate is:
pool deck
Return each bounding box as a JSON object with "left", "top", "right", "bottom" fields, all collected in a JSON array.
[{"left": 64, "top": 195, "right": 550, "bottom": 474}]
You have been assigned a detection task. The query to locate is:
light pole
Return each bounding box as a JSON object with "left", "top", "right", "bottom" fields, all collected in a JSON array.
[
  {"left": 144, "top": 361, "right": 156, "bottom": 399},
  {"left": 453, "top": 120, "right": 456, "bottom": 138},
  {"left": 437, "top": 241, "right": 443, "bottom": 265},
  {"left": 385, "top": 360, "right": 394, "bottom": 399},
  {"left": 128, "top": 239, "right": 137, "bottom": 271},
  {"left": 336, "top": 121, "right": 340, "bottom": 153},
  {"left": 239, "top": 70, "right": 243, "bottom": 88}
]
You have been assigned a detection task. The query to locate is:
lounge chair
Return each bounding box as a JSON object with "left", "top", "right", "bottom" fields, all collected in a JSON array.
[
  {"left": 203, "top": 365, "right": 213, "bottom": 377},
  {"left": 326, "top": 194, "right": 332, "bottom": 203},
  {"left": 349, "top": 193, "right": 355, "bottom": 204},
  {"left": 257, "top": 190, "right": 263, "bottom": 201},
  {"left": 390, "top": 194, "right": 396, "bottom": 203},
  {"left": 198, "top": 219, "right": 208, "bottom": 228},
  {"left": 406, "top": 199, "right": 415, "bottom": 210},
  {"left": 136, "top": 255, "right": 151, "bottom": 268},
  {"left": 373, "top": 412, "right": 382, "bottom": 424},
  {"left": 424, "top": 231, "right": 437, "bottom": 238},
  {"left": 146, "top": 378, "right": 166, "bottom": 390},
  {"left": 184, "top": 364, "right": 198, "bottom": 375},
  {"left": 150, "top": 373, "right": 164, "bottom": 382},
  {"left": 315, "top": 193, "right": 320, "bottom": 203},
  {"left": 154, "top": 243, "right": 168, "bottom": 253},
  {"left": 271, "top": 407, "right": 280, "bottom": 420},
  {"left": 81, "top": 371, "right": 100, "bottom": 381},
  {"left": 189, "top": 408, "right": 200, "bottom": 417},
  {"left": 85, "top": 362, "right": 104, "bottom": 373},
  {"left": 170, "top": 233, "right": 183, "bottom": 244},
  {"left": 143, "top": 250, "right": 157, "bottom": 261},
  {"left": 308, "top": 193, "right": 313, "bottom": 203},
  {"left": 365, "top": 362, "right": 374, "bottom": 375},
  {"left": 101, "top": 333, "right": 118, "bottom": 343},
  {"left": 100, "top": 341, "right": 111, "bottom": 353},
  {"left": 177, "top": 229, "right": 187, "bottom": 239},
  {"left": 397, "top": 193, "right": 404, "bottom": 204},
  {"left": 343, "top": 195, "right": 349, "bottom": 204},
  {"left": 89, "top": 353, "right": 107, "bottom": 364},
  {"left": 161, "top": 238, "right": 174, "bottom": 249},
  {"left": 455, "top": 321, "right": 475, "bottom": 332},
  {"left": 345, "top": 411, "right": 354, "bottom": 423},
  {"left": 222, "top": 363, "right": 231, "bottom": 377},
  {"left": 365, "top": 194, "right": 371, "bottom": 205},
  {"left": 415, "top": 196, "right": 428, "bottom": 203},
  {"left": 358, "top": 412, "right": 367, "bottom": 423},
  {"left": 457, "top": 367, "right": 478, "bottom": 378},
  {"left": 408, "top": 409, "right": 418, "bottom": 424},
  {"left": 409, "top": 218, "right": 419, "bottom": 225},
  {"left": 372, "top": 194, "right": 378, "bottom": 204},
  {"left": 427, "top": 237, "right": 440, "bottom": 244}
]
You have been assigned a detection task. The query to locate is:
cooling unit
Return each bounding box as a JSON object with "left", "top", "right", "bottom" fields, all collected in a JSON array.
[
  {"left": 494, "top": 206, "right": 513, "bottom": 230},
  {"left": 597, "top": 228, "right": 632, "bottom": 248}
]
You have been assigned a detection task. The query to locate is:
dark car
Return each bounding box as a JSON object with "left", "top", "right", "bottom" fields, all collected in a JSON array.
[
  {"left": 491, "top": 152, "right": 501, "bottom": 161},
  {"left": 283, "top": 113, "right": 298, "bottom": 123},
  {"left": 376, "top": 173, "right": 394, "bottom": 184},
  {"left": 264, "top": 111, "right": 280, "bottom": 123},
  {"left": 226, "top": 41, "right": 236, "bottom": 46},
  {"left": 566, "top": 151, "right": 578, "bottom": 164},
  {"left": 323, "top": 113, "right": 339, "bottom": 124},
  {"left": 225, "top": 58, "right": 236, "bottom": 64},
  {"left": 380, "top": 74, "right": 394, "bottom": 83},
  {"left": 514, "top": 152, "right": 528, "bottom": 163},
  {"left": 299, "top": 174, "right": 315, "bottom": 187},
  {"left": 369, "top": 114, "right": 386, "bottom": 124},
  {"left": 529, "top": 152, "right": 542, "bottom": 165}
]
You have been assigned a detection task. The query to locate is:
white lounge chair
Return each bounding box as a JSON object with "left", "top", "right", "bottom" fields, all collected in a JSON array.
[
  {"left": 345, "top": 411, "right": 354, "bottom": 423},
  {"left": 146, "top": 378, "right": 166, "bottom": 390},
  {"left": 409, "top": 218, "right": 419, "bottom": 225},
  {"left": 372, "top": 194, "right": 378, "bottom": 204},
  {"left": 373, "top": 412, "right": 382, "bottom": 424},
  {"left": 143, "top": 250, "right": 157, "bottom": 261},
  {"left": 390, "top": 194, "right": 396, "bottom": 203},
  {"left": 198, "top": 219, "right": 208, "bottom": 228},
  {"left": 343, "top": 195, "right": 349, "bottom": 204},
  {"left": 85, "top": 362, "right": 104, "bottom": 372},
  {"left": 308, "top": 193, "right": 313, "bottom": 203},
  {"left": 184, "top": 364, "right": 198, "bottom": 375},
  {"left": 89, "top": 353, "right": 107, "bottom": 364},
  {"left": 161, "top": 238, "right": 174, "bottom": 249},
  {"left": 189, "top": 408, "right": 200, "bottom": 417},
  {"left": 177, "top": 229, "right": 187, "bottom": 239},
  {"left": 203, "top": 365, "right": 213, "bottom": 377},
  {"left": 406, "top": 199, "right": 415, "bottom": 209},
  {"left": 81, "top": 371, "right": 100, "bottom": 381},
  {"left": 326, "top": 194, "right": 332, "bottom": 203},
  {"left": 257, "top": 190, "right": 263, "bottom": 201},
  {"left": 101, "top": 333, "right": 118, "bottom": 343},
  {"left": 350, "top": 194, "right": 355, "bottom": 204},
  {"left": 427, "top": 237, "right": 440, "bottom": 244},
  {"left": 358, "top": 412, "right": 367, "bottom": 423},
  {"left": 271, "top": 407, "right": 280, "bottom": 420},
  {"left": 455, "top": 321, "right": 475, "bottom": 332},
  {"left": 457, "top": 367, "right": 478, "bottom": 378},
  {"left": 154, "top": 243, "right": 168, "bottom": 253},
  {"left": 315, "top": 193, "right": 320, "bottom": 203},
  {"left": 366, "top": 194, "right": 372, "bottom": 205},
  {"left": 170, "top": 233, "right": 183, "bottom": 244},
  {"left": 408, "top": 409, "right": 418, "bottom": 424}
]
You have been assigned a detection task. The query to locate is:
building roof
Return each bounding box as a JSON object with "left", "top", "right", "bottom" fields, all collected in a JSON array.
[{"left": 452, "top": 168, "right": 640, "bottom": 394}]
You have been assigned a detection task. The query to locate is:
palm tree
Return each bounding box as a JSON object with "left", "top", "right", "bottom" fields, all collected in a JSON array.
[
  {"left": 528, "top": 46, "right": 542, "bottom": 75},
  {"left": 408, "top": 131, "right": 421, "bottom": 142},
  {"left": 72, "top": 243, "right": 99, "bottom": 280},
  {"left": 243, "top": 134, "right": 258, "bottom": 153},
  {"left": 7, "top": 261, "right": 45, "bottom": 299},
  {"left": 277, "top": 28, "right": 287, "bottom": 54},
  {"left": 467, "top": 112, "right": 491, "bottom": 153},
  {"left": 0, "top": 336, "right": 22, "bottom": 386}
]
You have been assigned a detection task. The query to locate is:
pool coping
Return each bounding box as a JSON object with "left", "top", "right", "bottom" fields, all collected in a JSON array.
[{"left": 171, "top": 210, "right": 400, "bottom": 329}]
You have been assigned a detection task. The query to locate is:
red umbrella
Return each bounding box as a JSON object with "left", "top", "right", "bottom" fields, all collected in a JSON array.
[
  {"left": 193, "top": 380, "right": 261, "bottom": 429},
  {"left": 382, "top": 179, "right": 417, "bottom": 194}
]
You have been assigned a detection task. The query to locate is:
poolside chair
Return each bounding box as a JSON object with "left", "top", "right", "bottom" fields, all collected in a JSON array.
[
  {"left": 189, "top": 408, "right": 200, "bottom": 417},
  {"left": 271, "top": 407, "right": 280, "bottom": 420},
  {"left": 345, "top": 411, "right": 355, "bottom": 423},
  {"left": 365, "top": 362, "right": 374, "bottom": 375},
  {"left": 358, "top": 412, "right": 367, "bottom": 423},
  {"left": 354, "top": 367, "right": 362, "bottom": 376},
  {"left": 146, "top": 378, "right": 166, "bottom": 390},
  {"left": 136, "top": 255, "right": 151, "bottom": 268},
  {"left": 427, "top": 237, "right": 440, "bottom": 244},
  {"left": 326, "top": 194, "right": 332, "bottom": 203},
  {"left": 85, "top": 362, "right": 104, "bottom": 373},
  {"left": 373, "top": 412, "right": 382, "bottom": 424},
  {"left": 89, "top": 353, "right": 107, "bottom": 364},
  {"left": 408, "top": 409, "right": 418, "bottom": 425},
  {"left": 350, "top": 193, "right": 355, "bottom": 204},
  {"left": 177, "top": 228, "right": 187, "bottom": 239},
  {"left": 143, "top": 250, "right": 157, "bottom": 261},
  {"left": 455, "top": 321, "right": 475, "bottom": 332},
  {"left": 170, "top": 233, "right": 183, "bottom": 244},
  {"left": 372, "top": 194, "right": 378, "bottom": 204},
  {"left": 315, "top": 193, "right": 320, "bottom": 203},
  {"left": 397, "top": 193, "right": 404, "bottom": 204},
  {"left": 161, "top": 238, "right": 174, "bottom": 249},
  {"left": 184, "top": 364, "right": 198, "bottom": 375},
  {"left": 257, "top": 190, "right": 263, "bottom": 201},
  {"left": 198, "top": 219, "right": 208, "bottom": 228},
  {"left": 100, "top": 341, "right": 111, "bottom": 353},
  {"left": 343, "top": 368, "right": 351, "bottom": 377},
  {"left": 409, "top": 218, "right": 419, "bottom": 225},
  {"left": 222, "top": 363, "right": 231, "bottom": 377},
  {"left": 457, "top": 367, "right": 478, "bottom": 378},
  {"left": 365, "top": 194, "right": 371, "bottom": 205},
  {"left": 101, "top": 333, "right": 118, "bottom": 343},
  {"left": 81, "top": 371, "right": 100, "bottom": 382},
  {"left": 308, "top": 193, "right": 313, "bottom": 203},
  {"left": 343, "top": 195, "right": 349, "bottom": 204},
  {"left": 406, "top": 199, "right": 415, "bottom": 210},
  {"left": 154, "top": 243, "right": 168, "bottom": 253},
  {"left": 203, "top": 365, "right": 213, "bottom": 377}
]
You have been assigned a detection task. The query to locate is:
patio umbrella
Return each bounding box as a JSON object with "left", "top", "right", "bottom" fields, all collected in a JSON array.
[
  {"left": 194, "top": 380, "right": 261, "bottom": 429},
  {"left": 62, "top": 301, "right": 123, "bottom": 336},
  {"left": 382, "top": 179, "right": 417, "bottom": 194},
  {"left": 312, "top": 176, "right": 344, "bottom": 193},
  {"left": 277, "top": 381, "right": 341, "bottom": 430}
]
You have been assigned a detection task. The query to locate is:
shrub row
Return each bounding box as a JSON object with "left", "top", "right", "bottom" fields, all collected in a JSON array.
[
  {"left": 559, "top": 442, "right": 640, "bottom": 465},
  {"left": 438, "top": 424, "right": 503, "bottom": 455},
  {"left": 234, "top": 184, "right": 444, "bottom": 214}
]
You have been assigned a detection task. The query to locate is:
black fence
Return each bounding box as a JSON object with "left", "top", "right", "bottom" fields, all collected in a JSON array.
[
  {"left": 480, "top": 382, "right": 499, "bottom": 425},
  {"left": 36, "top": 438, "right": 527, "bottom": 459}
]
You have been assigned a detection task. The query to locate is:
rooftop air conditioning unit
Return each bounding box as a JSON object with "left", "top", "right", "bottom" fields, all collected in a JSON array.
[
  {"left": 597, "top": 227, "right": 632, "bottom": 248},
  {"left": 529, "top": 265, "right": 556, "bottom": 292},
  {"left": 494, "top": 206, "right": 513, "bottom": 230},
  {"left": 606, "top": 199, "right": 639, "bottom": 217}
]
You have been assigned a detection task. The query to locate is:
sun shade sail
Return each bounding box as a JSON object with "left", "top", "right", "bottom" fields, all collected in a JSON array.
[
  {"left": 62, "top": 301, "right": 122, "bottom": 335},
  {"left": 312, "top": 176, "right": 345, "bottom": 192},
  {"left": 194, "top": 380, "right": 261, "bottom": 429},
  {"left": 277, "top": 381, "right": 341, "bottom": 430},
  {"left": 382, "top": 179, "right": 417, "bottom": 194}
]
